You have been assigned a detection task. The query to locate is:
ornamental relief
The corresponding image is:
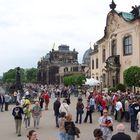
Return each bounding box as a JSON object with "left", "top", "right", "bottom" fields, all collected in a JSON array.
[{"left": 107, "top": 13, "right": 120, "bottom": 34}]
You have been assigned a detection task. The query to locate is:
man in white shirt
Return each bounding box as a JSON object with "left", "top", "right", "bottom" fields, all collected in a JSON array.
[{"left": 115, "top": 99, "right": 122, "bottom": 122}]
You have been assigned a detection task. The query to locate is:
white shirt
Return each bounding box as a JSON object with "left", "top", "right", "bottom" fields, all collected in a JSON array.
[{"left": 115, "top": 101, "right": 122, "bottom": 111}]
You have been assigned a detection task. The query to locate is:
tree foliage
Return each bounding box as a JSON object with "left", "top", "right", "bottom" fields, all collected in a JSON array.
[
  {"left": 123, "top": 66, "right": 140, "bottom": 87},
  {"left": 116, "top": 83, "right": 126, "bottom": 92},
  {"left": 2, "top": 67, "right": 37, "bottom": 83},
  {"left": 63, "top": 74, "right": 86, "bottom": 86},
  {"left": 26, "top": 68, "right": 38, "bottom": 83}
]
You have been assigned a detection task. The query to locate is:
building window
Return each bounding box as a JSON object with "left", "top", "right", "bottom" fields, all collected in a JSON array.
[
  {"left": 123, "top": 35, "right": 132, "bottom": 55},
  {"left": 92, "top": 60, "right": 94, "bottom": 69},
  {"left": 111, "top": 40, "right": 117, "bottom": 56},
  {"left": 73, "top": 67, "right": 78, "bottom": 72},
  {"left": 96, "top": 58, "right": 98, "bottom": 69},
  {"left": 102, "top": 49, "right": 106, "bottom": 63}
]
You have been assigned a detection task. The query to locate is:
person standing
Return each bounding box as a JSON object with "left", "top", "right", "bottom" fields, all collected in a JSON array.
[
  {"left": 75, "top": 98, "right": 84, "bottom": 124},
  {"left": 111, "top": 123, "right": 131, "bottom": 140},
  {"left": 53, "top": 97, "right": 61, "bottom": 128},
  {"left": 0, "top": 93, "right": 5, "bottom": 112},
  {"left": 98, "top": 109, "right": 113, "bottom": 140},
  {"left": 4, "top": 93, "right": 11, "bottom": 111},
  {"left": 129, "top": 98, "right": 140, "bottom": 132},
  {"left": 84, "top": 100, "right": 92, "bottom": 123},
  {"left": 39, "top": 91, "right": 44, "bottom": 110},
  {"left": 12, "top": 101, "right": 24, "bottom": 136},
  {"left": 31, "top": 101, "right": 42, "bottom": 129}
]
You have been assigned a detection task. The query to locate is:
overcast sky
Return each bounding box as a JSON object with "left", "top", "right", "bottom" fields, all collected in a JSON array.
[{"left": 0, "top": 0, "right": 139, "bottom": 76}]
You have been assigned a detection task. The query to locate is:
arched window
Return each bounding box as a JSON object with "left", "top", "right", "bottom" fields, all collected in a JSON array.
[
  {"left": 123, "top": 35, "right": 132, "bottom": 55},
  {"left": 96, "top": 58, "right": 98, "bottom": 69},
  {"left": 92, "top": 60, "right": 94, "bottom": 69},
  {"left": 111, "top": 40, "right": 117, "bottom": 56},
  {"left": 102, "top": 49, "right": 106, "bottom": 63}
]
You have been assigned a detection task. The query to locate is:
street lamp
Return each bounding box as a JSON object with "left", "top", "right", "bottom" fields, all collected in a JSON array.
[{"left": 100, "top": 75, "right": 103, "bottom": 93}]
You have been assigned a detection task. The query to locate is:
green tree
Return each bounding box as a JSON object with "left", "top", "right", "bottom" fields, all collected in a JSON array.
[
  {"left": 63, "top": 74, "right": 85, "bottom": 86},
  {"left": 2, "top": 67, "right": 37, "bottom": 84},
  {"left": 3, "top": 69, "right": 16, "bottom": 83},
  {"left": 116, "top": 83, "right": 126, "bottom": 92},
  {"left": 123, "top": 66, "right": 140, "bottom": 91},
  {"left": 26, "top": 68, "right": 38, "bottom": 83}
]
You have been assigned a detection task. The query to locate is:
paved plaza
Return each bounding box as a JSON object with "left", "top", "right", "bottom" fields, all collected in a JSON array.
[{"left": 0, "top": 95, "right": 137, "bottom": 140}]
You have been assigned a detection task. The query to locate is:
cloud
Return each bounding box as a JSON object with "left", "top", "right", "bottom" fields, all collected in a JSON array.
[{"left": 0, "top": 0, "right": 140, "bottom": 75}]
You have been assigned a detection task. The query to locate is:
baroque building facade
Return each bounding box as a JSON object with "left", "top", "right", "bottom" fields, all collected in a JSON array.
[
  {"left": 37, "top": 45, "right": 85, "bottom": 84},
  {"left": 90, "top": 1, "right": 140, "bottom": 88}
]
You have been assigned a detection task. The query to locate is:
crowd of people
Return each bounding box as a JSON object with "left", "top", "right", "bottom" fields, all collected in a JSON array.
[{"left": 0, "top": 84, "right": 140, "bottom": 140}]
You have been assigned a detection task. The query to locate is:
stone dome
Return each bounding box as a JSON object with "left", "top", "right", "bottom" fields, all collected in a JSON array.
[{"left": 82, "top": 47, "right": 92, "bottom": 65}]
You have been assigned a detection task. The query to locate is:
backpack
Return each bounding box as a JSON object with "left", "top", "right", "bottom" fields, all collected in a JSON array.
[{"left": 13, "top": 107, "right": 20, "bottom": 117}]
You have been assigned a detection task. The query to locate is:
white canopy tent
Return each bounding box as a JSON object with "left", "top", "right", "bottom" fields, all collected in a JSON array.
[{"left": 85, "top": 78, "right": 100, "bottom": 86}]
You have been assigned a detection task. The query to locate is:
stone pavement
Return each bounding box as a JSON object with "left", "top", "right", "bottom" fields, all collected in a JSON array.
[{"left": 0, "top": 95, "right": 137, "bottom": 140}]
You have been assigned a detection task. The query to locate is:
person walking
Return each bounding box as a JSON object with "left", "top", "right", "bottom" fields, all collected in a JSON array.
[
  {"left": 58, "top": 112, "right": 66, "bottom": 140},
  {"left": 111, "top": 123, "right": 131, "bottom": 140},
  {"left": 27, "top": 130, "right": 38, "bottom": 140},
  {"left": 64, "top": 113, "right": 76, "bottom": 140},
  {"left": 98, "top": 109, "right": 113, "bottom": 140},
  {"left": 59, "top": 99, "right": 70, "bottom": 116},
  {"left": 43, "top": 90, "right": 50, "bottom": 110},
  {"left": 12, "top": 101, "right": 24, "bottom": 136},
  {"left": 53, "top": 97, "right": 61, "bottom": 128},
  {"left": 31, "top": 101, "right": 42, "bottom": 129},
  {"left": 24, "top": 104, "right": 31, "bottom": 129}
]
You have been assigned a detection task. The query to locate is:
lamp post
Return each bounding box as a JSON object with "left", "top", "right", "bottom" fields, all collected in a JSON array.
[{"left": 100, "top": 75, "right": 103, "bottom": 93}]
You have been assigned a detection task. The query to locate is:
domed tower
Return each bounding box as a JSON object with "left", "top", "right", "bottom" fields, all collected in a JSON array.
[
  {"left": 82, "top": 47, "right": 92, "bottom": 65},
  {"left": 82, "top": 47, "right": 93, "bottom": 78}
]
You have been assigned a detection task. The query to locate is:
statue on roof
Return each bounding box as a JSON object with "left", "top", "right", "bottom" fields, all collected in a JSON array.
[
  {"left": 109, "top": 0, "right": 116, "bottom": 11},
  {"left": 131, "top": 5, "right": 139, "bottom": 18}
]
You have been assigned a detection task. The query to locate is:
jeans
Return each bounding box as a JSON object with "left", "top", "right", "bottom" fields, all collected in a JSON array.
[
  {"left": 84, "top": 111, "right": 92, "bottom": 123},
  {"left": 75, "top": 112, "right": 83, "bottom": 123},
  {"left": 55, "top": 115, "right": 59, "bottom": 127},
  {"left": 131, "top": 115, "right": 137, "bottom": 131},
  {"left": 66, "top": 134, "right": 75, "bottom": 140},
  {"left": 59, "top": 131, "right": 66, "bottom": 140}
]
